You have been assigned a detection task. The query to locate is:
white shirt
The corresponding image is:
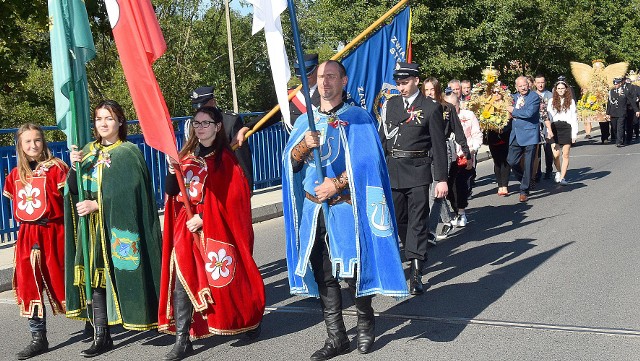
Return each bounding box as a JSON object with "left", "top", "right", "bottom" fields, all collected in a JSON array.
[
  {"left": 403, "top": 90, "right": 420, "bottom": 108},
  {"left": 547, "top": 98, "right": 578, "bottom": 140}
]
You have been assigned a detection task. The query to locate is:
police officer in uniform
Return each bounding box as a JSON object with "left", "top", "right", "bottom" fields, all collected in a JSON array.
[
  {"left": 623, "top": 77, "right": 640, "bottom": 143},
  {"left": 191, "top": 86, "right": 254, "bottom": 189},
  {"left": 607, "top": 78, "right": 638, "bottom": 147},
  {"left": 379, "top": 62, "right": 448, "bottom": 295}
]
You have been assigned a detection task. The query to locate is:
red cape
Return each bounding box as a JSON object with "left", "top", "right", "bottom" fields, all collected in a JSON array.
[{"left": 158, "top": 148, "right": 265, "bottom": 337}]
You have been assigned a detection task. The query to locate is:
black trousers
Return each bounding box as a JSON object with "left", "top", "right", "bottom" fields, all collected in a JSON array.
[
  {"left": 599, "top": 121, "right": 610, "bottom": 142},
  {"left": 612, "top": 116, "right": 626, "bottom": 145},
  {"left": 310, "top": 211, "right": 356, "bottom": 291},
  {"left": 392, "top": 185, "right": 430, "bottom": 261},
  {"left": 489, "top": 143, "right": 511, "bottom": 187}
]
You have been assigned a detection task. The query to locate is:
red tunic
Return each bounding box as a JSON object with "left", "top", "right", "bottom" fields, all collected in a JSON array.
[
  {"left": 158, "top": 148, "right": 265, "bottom": 337},
  {"left": 2, "top": 158, "right": 68, "bottom": 318}
]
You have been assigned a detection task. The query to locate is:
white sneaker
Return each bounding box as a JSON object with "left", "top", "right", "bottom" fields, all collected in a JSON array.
[
  {"left": 559, "top": 178, "right": 568, "bottom": 186},
  {"left": 554, "top": 172, "right": 561, "bottom": 183},
  {"left": 457, "top": 214, "right": 467, "bottom": 227}
]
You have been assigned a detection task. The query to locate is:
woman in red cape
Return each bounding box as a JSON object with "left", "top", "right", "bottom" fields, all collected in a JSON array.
[
  {"left": 3, "top": 123, "right": 68, "bottom": 359},
  {"left": 158, "top": 106, "right": 265, "bottom": 361}
]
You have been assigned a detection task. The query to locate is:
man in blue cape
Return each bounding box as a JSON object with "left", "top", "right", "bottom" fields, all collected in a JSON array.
[{"left": 282, "top": 60, "right": 408, "bottom": 360}]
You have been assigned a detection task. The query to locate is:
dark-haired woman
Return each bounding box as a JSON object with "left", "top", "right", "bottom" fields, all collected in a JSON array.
[
  {"left": 65, "top": 100, "right": 163, "bottom": 357},
  {"left": 422, "top": 78, "right": 470, "bottom": 238},
  {"left": 546, "top": 81, "right": 578, "bottom": 185},
  {"left": 158, "top": 106, "right": 265, "bottom": 361}
]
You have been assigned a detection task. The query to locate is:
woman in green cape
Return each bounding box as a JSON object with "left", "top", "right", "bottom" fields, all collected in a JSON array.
[{"left": 65, "top": 100, "right": 162, "bottom": 357}]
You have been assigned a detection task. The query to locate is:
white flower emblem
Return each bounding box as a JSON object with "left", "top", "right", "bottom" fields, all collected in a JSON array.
[
  {"left": 185, "top": 170, "right": 201, "bottom": 198},
  {"left": 17, "top": 183, "right": 42, "bottom": 215},
  {"left": 205, "top": 248, "right": 233, "bottom": 281}
]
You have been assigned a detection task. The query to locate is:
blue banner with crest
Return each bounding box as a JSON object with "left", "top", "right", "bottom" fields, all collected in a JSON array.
[{"left": 341, "top": 6, "right": 411, "bottom": 121}]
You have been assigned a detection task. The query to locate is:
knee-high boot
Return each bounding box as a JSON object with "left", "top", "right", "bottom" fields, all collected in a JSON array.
[
  {"left": 163, "top": 282, "right": 194, "bottom": 361},
  {"left": 81, "top": 288, "right": 113, "bottom": 358},
  {"left": 310, "top": 286, "right": 350, "bottom": 361},
  {"left": 349, "top": 286, "right": 375, "bottom": 354}
]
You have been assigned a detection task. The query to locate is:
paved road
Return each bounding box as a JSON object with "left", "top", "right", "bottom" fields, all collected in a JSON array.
[{"left": 1, "top": 133, "right": 640, "bottom": 360}]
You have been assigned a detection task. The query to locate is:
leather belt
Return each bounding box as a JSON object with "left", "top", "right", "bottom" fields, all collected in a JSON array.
[
  {"left": 391, "top": 149, "right": 429, "bottom": 158},
  {"left": 305, "top": 192, "right": 352, "bottom": 206}
]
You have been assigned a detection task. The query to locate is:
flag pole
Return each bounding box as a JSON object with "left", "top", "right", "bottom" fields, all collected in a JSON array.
[
  {"left": 235, "top": 0, "right": 410, "bottom": 143},
  {"left": 68, "top": 85, "right": 93, "bottom": 314},
  {"left": 286, "top": 0, "right": 329, "bottom": 217},
  {"left": 225, "top": 0, "right": 239, "bottom": 113}
]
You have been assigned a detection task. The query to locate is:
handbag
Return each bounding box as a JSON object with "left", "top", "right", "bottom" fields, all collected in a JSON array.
[{"left": 456, "top": 155, "right": 468, "bottom": 167}]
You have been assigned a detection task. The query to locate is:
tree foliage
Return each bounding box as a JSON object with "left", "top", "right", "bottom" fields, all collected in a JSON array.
[{"left": 2, "top": 0, "right": 640, "bottom": 144}]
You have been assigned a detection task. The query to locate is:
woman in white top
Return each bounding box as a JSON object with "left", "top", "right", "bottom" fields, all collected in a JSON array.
[
  {"left": 545, "top": 80, "right": 578, "bottom": 185},
  {"left": 444, "top": 93, "right": 483, "bottom": 226}
]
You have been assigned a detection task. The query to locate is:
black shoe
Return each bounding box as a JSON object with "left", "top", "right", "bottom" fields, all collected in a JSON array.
[
  {"left": 81, "top": 326, "right": 113, "bottom": 358},
  {"left": 409, "top": 259, "right": 424, "bottom": 295},
  {"left": 309, "top": 338, "right": 350, "bottom": 361},
  {"left": 543, "top": 172, "right": 552, "bottom": 180},
  {"left": 437, "top": 224, "right": 454, "bottom": 240},
  {"left": 17, "top": 331, "right": 48, "bottom": 360},
  {"left": 163, "top": 334, "right": 193, "bottom": 361},
  {"left": 617, "top": 144, "right": 625, "bottom": 148},
  {"left": 427, "top": 232, "right": 437, "bottom": 246}
]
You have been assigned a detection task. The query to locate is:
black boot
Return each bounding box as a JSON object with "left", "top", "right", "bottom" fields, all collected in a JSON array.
[
  {"left": 82, "top": 321, "right": 94, "bottom": 342},
  {"left": 310, "top": 286, "right": 350, "bottom": 361},
  {"left": 82, "top": 289, "right": 113, "bottom": 358},
  {"left": 164, "top": 282, "right": 194, "bottom": 361},
  {"left": 409, "top": 259, "right": 425, "bottom": 295},
  {"left": 81, "top": 326, "right": 113, "bottom": 358},
  {"left": 350, "top": 287, "right": 375, "bottom": 354},
  {"left": 16, "top": 331, "right": 48, "bottom": 360}
]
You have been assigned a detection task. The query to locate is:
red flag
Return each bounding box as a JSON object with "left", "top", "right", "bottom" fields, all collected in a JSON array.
[{"left": 106, "top": 0, "right": 178, "bottom": 160}]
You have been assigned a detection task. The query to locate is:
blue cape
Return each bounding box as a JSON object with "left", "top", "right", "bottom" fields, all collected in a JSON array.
[{"left": 282, "top": 103, "right": 408, "bottom": 298}]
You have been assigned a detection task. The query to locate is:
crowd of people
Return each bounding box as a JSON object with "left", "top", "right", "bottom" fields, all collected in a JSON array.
[{"left": 4, "top": 56, "right": 640, "bottom": 361}]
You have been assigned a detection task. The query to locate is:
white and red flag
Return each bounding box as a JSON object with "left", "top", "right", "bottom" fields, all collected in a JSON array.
[
  {"left": 104, "top": 0, "right": 178, "bottom": 160},
  {"left": 249, "top": 0, "right": 291, "bottom": 127}
]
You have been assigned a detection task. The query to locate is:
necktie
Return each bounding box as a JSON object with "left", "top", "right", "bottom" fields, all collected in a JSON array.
[{"left": 404, "top": 99, "right": 410, "bottom": 110}]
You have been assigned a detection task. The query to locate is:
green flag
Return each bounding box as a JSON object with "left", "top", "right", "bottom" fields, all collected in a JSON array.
[{"left": 48, "top": 0, "right": 96, "bottom": 148}]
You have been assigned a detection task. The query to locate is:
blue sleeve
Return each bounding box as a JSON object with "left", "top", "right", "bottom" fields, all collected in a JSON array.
[{"left": 512, "top": 93, "right": 541, "bottom": 120}]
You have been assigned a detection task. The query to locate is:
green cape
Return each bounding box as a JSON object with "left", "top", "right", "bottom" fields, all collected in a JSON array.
[{"left": 65, "top": 140, "right": 162, "bottom": 330}]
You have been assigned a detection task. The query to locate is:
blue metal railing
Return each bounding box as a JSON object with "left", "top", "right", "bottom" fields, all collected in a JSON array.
[{"left": 0, "top": 114, "right": 288, "bottom": 242}]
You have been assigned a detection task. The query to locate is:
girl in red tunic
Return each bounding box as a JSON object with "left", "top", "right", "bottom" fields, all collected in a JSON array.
[
  {"left": 158, "top": 106, "right": 265, "bottom": 361},
  {"left": 3, "top": 123, "right": 68, "bottom": 360}
]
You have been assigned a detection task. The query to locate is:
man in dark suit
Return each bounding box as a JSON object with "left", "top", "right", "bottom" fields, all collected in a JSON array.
[
  {"left": 607, "top": 78, "right": 639, "bottom": 147},
  {"left": 191, "top": 86, "right": 254, "bottom": 190},
  {"left": 506, "top": 76, "right": 541, "bottom": 202},
  {"left": 622, "top": 77, "right": 640, "bottom": 144},
  {"left": 379, "top": 62, "right": 448, "bottom": 295}
]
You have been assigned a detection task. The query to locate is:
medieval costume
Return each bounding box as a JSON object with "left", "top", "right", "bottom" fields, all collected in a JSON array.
[
  {"left": 158, "top": 147, "right": 264, "bottom": 355},
  {"left": 4, "top": 158, "right": 68, "bottom": 358},
  {"left": 283, "top": 102, "right": 408, "bottom": 359},
  {"left": 64, "top": 140, "right": 163, "bottom": 353}
]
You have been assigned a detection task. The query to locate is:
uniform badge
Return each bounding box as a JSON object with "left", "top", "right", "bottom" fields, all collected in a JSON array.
[{"left": 111, "top": 228, "right": 141, "bottom": 271}]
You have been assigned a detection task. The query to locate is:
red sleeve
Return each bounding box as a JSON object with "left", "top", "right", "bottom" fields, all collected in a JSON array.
[
  {"left": 3, "top": 168, "right": 16, "bottom": 199},
  {"left": 52, "top": 159, "right": 69, "bottom": 190}
]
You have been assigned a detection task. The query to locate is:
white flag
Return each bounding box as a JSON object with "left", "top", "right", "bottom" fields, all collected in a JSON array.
[{"left": 249, "top": 0, "right": 291, "bottom": 127}]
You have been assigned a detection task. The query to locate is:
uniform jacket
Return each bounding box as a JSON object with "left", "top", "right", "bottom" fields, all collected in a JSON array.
[
  {"left": 607, "top": 86, "right": 637, "bottom": 117},
  {"left": 509, "top": 90, "right": 541, "bottom": 146},
  {"left": 379, "top": 92, "right": 448, "bottom": 188}
]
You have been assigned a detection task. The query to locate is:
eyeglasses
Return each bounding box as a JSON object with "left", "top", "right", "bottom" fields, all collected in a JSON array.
[{"left": 192, "top": 120, "right": 214, "bottom": 128}]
